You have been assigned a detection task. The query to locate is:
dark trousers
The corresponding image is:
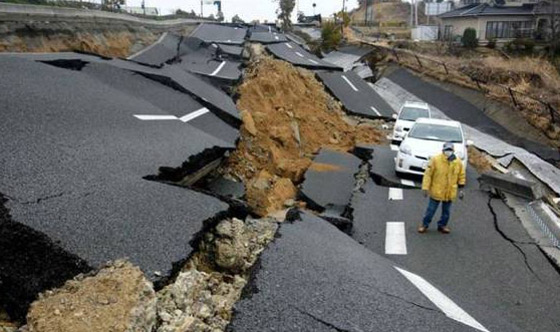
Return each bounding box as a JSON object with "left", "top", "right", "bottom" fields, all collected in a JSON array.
[{"left": 422, "top": 198, "right": 452, "bottom": 228}]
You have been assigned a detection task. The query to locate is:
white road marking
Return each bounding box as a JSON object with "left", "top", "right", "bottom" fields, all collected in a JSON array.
[
  {"left": 210, "top": 61, "right": 227, "bottom": 76},
  {"left": 285, "top": 43, "right": 293, "bottom": 49},
  {"left": 342, "top": 75, "right": 359, "bottom": 92},
  {"left": 269, "top": 26, "right": 272, "bottom": 33},
  {"left": 370, "top": 106, "right": 381, "bottom": 116},
  {"left": 308, "top": 59, "right": 319, "bottom": 65},
  {"left": 295, "top": 52, "right": 305, "bottom": 58},
  {"left": 388, "top": 188, "right": 403, "bottom": 201},
  {"left": 134, "top": 115, "right": 178, "bottom": 121},
  {"left": 275, "top": 35, "right": 279, "bottom": 40},
  {"left": 179, "top": 108, "right": 210, "bottom": 123},
  {"left": 395, "top": 267, "right": 490, "bottom": 332},
  {"left": 385, "top": 222, "right": 407, "bottom": 255},
  {"left": 390, "top": 145, "right": 399, "bottom": 151},
  {"left": 401, "top": 179, "right": 415, "bottom": 187},
  {"left": 127, "top": 32, "right": 168, "bottom": 60}
]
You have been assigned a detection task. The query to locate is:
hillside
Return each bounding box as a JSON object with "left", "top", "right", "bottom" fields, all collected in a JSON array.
[{"left": 350, "top": 1, "right": 427, "bottom": 25}]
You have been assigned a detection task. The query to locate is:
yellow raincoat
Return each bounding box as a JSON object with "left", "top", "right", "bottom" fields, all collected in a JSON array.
[{"left": 422, "top": 153, "right": 466, "bottom": 202}]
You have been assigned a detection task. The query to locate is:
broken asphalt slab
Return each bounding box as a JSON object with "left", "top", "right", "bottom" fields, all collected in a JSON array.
[
  {"left": 229, "top": 211, "right": 516, "bottom": 332},
  {"left": 317, "top": 70, "right": 394, "bottom": 119},
  {"left": 248, "top": 31, "right": 288, "bottom": 44},
  {"left": 323, "top": 45, "right": 375, "bottom": 72},
  {"left": 128, "top": 32, "right": 182, "bottom": 67},
  {"left": 351, "top": 178, "right": 560, "bottom": 332},
  {"left": 191, "top": 23, "right": 247, "bottom": 45},
  {"left": 267, "top": 42, "right": 341, "bottom": 70},
  {"left": 80, "top": 61, "right": 239, "bottom": 145},
  {"left": 0, "top": 52, "right": 242, "bottom": 124},
  {"left": 0, "top": 57, "right": 232, "bottom": 319},
  {"left": 369, "top": 145, "right": 421, "bottom": 188},
  {"left": 299, "top": 148, "right": 362, "bottom": 214}
]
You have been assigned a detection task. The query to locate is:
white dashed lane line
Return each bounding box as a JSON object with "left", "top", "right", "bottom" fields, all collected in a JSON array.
[
  {"left": 179, "top": 108, "right": 210, "bottom": 123},
  {"left": 385, "top": 222, "right": 407, "bottom": 255},
  {"left": 285, "top": 43, "right": 293, "bottom": 49},
  {"left": 210, "top": 61, "right": 227, "bottom": 76},
  {"left": 342, "top": 75, "right": 359, "bottom": 92},
  {"left": 370, "top": 106, "right": 381, "bottom": 116},
  {"left": 395, "top": 267, "right": 490, "bottom": 332},
  {"left": 133, "top": 115, "right": 178, "bottom": 121},
  {"left": 388, "top": 188, "right": 403, "bottom": 200}
]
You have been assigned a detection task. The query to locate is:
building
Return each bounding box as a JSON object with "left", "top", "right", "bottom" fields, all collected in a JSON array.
[{"left": 438, "top": 0, "right": 558, "bottom": 43}]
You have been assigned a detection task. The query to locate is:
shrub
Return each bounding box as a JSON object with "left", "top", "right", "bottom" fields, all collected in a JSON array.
[
  {"left": 486, "top": 38, "right": 496, "bottom": 49},
  {"left": 504, "top": 38, "right": 536, "bottom": 54},
  {"left": 321, "top": 21, "right": 342, "bottom": 52},
  {"left": 462, "top": 28, "right": 478, "bottom": 49}
]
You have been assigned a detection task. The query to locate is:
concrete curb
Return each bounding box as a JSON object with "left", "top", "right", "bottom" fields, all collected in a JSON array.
[{"left": 479, "top": 171, "right": 544, "bottom": 200}]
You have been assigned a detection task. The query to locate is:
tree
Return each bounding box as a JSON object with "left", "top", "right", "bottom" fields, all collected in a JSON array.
[
  {"left": 232, "top": 14, "right": 245, "bottom": 24},
  {"left": 216, "top": 11, "right": 225, "bottom": 22},
  {"left": 336, "top": 10, "right": 351, "bottom": 27},
  {"left": 273, "top": 0, "right": 296, "bottom": 31}
]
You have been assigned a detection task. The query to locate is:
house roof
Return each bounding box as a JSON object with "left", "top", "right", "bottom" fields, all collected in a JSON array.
[{"left": 439, "top": 3, "right": 538, "bottom": 19}]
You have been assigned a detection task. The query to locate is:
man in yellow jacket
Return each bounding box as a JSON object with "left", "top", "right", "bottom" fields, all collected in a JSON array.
[{"left": 418, "top": 142, "right": 466, "bottom": 234}]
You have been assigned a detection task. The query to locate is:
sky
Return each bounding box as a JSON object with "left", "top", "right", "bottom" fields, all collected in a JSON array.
[{"left": 126, "top": 0, "right": 360, "bottom": 23}]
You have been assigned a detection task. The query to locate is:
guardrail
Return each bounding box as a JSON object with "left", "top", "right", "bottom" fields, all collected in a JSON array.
[{"left": 364, "top": 42, "right": 560, "bottom": 126}]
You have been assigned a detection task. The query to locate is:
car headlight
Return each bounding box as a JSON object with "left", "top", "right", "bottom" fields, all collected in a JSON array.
[{"left": 400, "top": 145, "right": 412, "bottom": 155}]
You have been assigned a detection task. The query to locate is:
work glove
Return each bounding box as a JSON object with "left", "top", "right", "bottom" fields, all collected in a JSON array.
[{"left": 459, "top": 190, "right": 465, "bottom": 200}]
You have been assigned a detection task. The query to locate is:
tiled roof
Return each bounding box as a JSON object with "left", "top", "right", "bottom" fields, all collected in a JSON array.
[{"left": 439, "top": 3, "right": 537, "bottom": 19}]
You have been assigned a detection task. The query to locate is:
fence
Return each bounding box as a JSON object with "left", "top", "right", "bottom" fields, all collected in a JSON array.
[{"left": 372, "top": 43, "right": 560, "bottom": 126}]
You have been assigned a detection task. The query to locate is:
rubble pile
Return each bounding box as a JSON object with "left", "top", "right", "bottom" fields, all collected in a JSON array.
[{"left": 224, "top": 57, "right": 384, "bottom": 215}]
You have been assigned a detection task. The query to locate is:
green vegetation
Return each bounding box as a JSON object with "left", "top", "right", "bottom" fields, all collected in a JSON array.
[
  {"left": 321, "top": 21, "right": 342, "bottom": 53},
  {"left": 461, "top": 28, "right": 478, "bottom": 49}
]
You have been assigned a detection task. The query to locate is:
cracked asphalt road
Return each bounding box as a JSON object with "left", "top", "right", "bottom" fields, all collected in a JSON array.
[{"left": 352, "top": 171, "right": 560, "bottom": 332}]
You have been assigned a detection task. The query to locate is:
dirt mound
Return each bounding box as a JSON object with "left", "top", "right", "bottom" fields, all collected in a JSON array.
[
  {"left": 26, "top": 261, "right": 156, "bottom": 332},
  {"left": 223, "top": 58, "right": 383, "bottom": 216}
]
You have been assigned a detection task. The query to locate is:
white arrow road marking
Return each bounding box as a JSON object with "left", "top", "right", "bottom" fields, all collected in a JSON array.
[
  {"left": 210, "top": 61, "right": 227, "bottom": 76},
  {"left": 385, "top": 222, "right": 407, "bottom": 255},
  {"left": 370, "top": 106, "right": 381, "bottom": 116},
  {"left": 388, "top": 188, "right": 403, "bottom": 201},
  {"left": 395, "top": 267, "right": 490, "bottom": 332},
  {"left": 401, "top": 179, "right": 415, "bottom": 187},
  {"left": 134, "top": 115, "right": 178, "bottom": 121},
  {"left": 342, "top": 75, "right": 359, "bottom": 92},
  {"left": 285, "top": 43, "right": 293, "bottom": 49},
  {"left": 179, "top": 108, "right": 210, "bottom": 123},
  {"left": 390, "top": 144, "right": 399, "bottom": 151}
]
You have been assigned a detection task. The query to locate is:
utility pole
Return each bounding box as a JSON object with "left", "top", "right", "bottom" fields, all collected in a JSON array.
[{"left": 201, "top": 0, "right": 203, "bottom": 17}]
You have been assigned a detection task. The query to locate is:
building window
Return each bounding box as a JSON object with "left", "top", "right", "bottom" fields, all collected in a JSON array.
[
  {"left": 486, "top": 21, "right": 533, "bottom": 39},
  {"left": 443, "top": 25, "right": 453, "bottom": 40}
]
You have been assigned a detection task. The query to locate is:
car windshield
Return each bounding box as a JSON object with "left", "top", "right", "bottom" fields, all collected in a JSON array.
[
  {"left": 399, "top": 107, "right": 429, "bottom": 121},
  {"left": 408, "top": 123, "right": 463, "bottom": 143}
]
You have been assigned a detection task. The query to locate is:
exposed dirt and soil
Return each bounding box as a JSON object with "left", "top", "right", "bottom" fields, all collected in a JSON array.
[
  {"left": 468, "top": 146, "right": 493, "bottom": 173},
  {"left": 0, "top": 21, "right": 195, "bottom": 57},
  {"left": 25, "top": 261, "right": 157, "bottom": 332},
  {"left": 222, "top": 57, "right": 384, "bottom": 216}
]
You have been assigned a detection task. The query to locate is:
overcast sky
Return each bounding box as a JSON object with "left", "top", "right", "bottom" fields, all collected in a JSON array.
[{"left": 126, "top": 0, "right": 359, "bottom": 22}]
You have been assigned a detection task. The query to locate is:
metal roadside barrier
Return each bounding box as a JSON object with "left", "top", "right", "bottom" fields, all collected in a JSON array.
[{"left": 479, "top": 171, "right": 544, "bottom": 201}]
